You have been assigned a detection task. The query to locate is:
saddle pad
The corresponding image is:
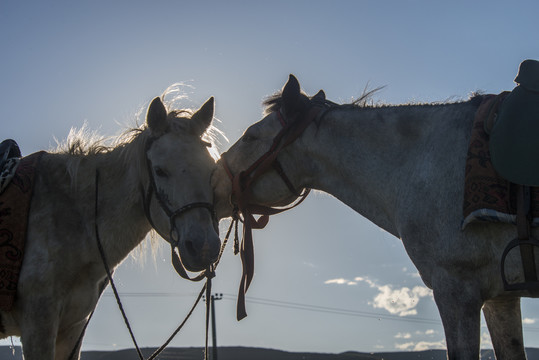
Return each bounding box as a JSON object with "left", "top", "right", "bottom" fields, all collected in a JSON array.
[
  {"left": 462, "top": 95, "right": 539, "bottom": 229},
  {"left": 0, "top": 151, "right": 44, "bottom": 311}
]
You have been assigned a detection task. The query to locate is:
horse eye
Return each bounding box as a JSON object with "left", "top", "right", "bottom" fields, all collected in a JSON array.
[{"left": 154, "top": 167, "right": 169, "bottom": 178}]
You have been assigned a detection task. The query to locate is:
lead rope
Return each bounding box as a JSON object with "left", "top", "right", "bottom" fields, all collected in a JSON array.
[
  {"left": 147, "top": 275, "right": 211, "bottom": 360},
  {"left": 85, "top": 169, "right": 218, "bottom": 360},
  {"left": 204, "top": 270, "right": 212, "bottom": 360},
  {"left": 94, "top": 169, "right": 145, "bottom": 359}
]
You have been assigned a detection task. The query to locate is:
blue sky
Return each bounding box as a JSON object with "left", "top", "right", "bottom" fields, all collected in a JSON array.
[{"left": 1, "top": 0, "right": 539, "bottom": 354}]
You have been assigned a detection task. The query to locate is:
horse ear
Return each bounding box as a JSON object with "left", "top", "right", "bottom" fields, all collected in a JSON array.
[
  {"left": 282, "top": 74, "right": 301, "bottom": 115},
  {"left": 311, "top": 90, "right": 326, "bottom": 102},
  {"left": 190, "top": 97, "right": 214, "bottom": 136},
  {"left": 147, "top": 97, "right": 168, "bottom": 135}
]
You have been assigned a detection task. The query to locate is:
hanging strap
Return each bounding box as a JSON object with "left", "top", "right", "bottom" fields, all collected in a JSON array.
[{"left": 516, "top": 185, "right": 538, "bottom": 282}]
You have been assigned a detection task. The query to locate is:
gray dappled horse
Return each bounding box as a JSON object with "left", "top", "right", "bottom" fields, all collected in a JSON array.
[
  {"left": 213, "top": 75, "right": 538, "bottom": 359},
  {"left": 0, "top": 96, "right": 221, "bottom": 360}
]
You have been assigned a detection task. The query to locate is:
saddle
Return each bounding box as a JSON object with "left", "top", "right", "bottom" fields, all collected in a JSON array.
[
  {"left": 490, "top": 59, "right": 539, "bottom": 186},
  {"left": 0, "top": 139, "right": 22, "bottom": 195},
  {"left": 0, "top": 139, "right": 21, "bottom": 166},
  {"left": 488, "top": 60, "right": 539, "bottom": 293}
]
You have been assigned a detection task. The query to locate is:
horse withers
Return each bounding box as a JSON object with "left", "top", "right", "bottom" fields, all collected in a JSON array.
[
  {"left": 0, "top": 94, "right": 221, "bottom": 360},
  {"left": 212, "top": 74, "right": 538, "bottom": 359}
]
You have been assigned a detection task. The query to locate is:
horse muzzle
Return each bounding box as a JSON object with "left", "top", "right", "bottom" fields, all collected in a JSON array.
[{"left": 174, "top": 226, "right": 221, "bottom": 272}]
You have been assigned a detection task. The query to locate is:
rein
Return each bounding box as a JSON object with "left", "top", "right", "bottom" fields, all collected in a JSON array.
[
  {"left": 77, "top": 168, "right": 225, "bottom": 360},
  {"left": 70, "top": 134, "right": 225, "bottom": 360},
  {"left": 221, "top": 104, "right": 327, "bottom": 320}
]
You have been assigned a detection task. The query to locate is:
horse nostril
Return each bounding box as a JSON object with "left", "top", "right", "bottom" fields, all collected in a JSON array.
[
  {"left": 171, "top": 229, "right": 179, "bottom": 244},
  {"left": 184, "top": 238, "right": 197, "bottom": 257}
]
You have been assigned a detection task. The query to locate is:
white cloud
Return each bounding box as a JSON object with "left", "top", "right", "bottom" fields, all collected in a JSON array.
[
  {"left": 354, "top": 276, "right": 377, "bottom": 288},
  {"left": 412, "top": 340, "right": 446, "bottom": 351},
  {"left": 371, "top": 284, "right": 432, "bottom": 317},
  {"left": 324, "top": 278, "right": 357, "bottom": 286},
  {"left": 415, "top": 329, "right": 437, "bottom": 336},
  {"left": 395, "top": 342, "right": 415, "bottom": 350},
  {"left": 394, "top": 329, "right": 446, "bottom": 351},
  {"left": 324, "top": 278, "right": 348, "bottom": 285},
  {"left": 523, "top": 318, "right": 536, "bottom": 324},
  {"left": 326, "top": 276, "right": 433, "bottom": 317},
  {"left": 394, "top": 326, "right": 447, "bottom": 352},
  {"left": 395, "top": 340, "right": 446, "bottom": 351},
  {"left": 481, "top": 332, "right": 493, "bottom": 349}
]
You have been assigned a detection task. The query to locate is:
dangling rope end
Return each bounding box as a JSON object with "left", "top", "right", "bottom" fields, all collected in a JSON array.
[
  {"left": 230, "top": 206, "right": 241, "bottom": 255},
  {"left": 205, "top": 264, "right": 216, "bottom": 280}
]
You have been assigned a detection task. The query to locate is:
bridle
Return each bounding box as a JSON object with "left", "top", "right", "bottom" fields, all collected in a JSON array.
[
  {"left": 80, "top": 135, "right": 223, "bottom": 360},
  {"left": 142, "top": 135, "right": 218, "bottom": 281},
  {"left": 221, "top": 101, "right": 329, "bottom": 320}
]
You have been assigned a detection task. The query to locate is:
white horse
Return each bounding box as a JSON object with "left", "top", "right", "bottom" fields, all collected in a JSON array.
[
  {"left": 0, "top": 95, "right": 221, "bottom": 360},
  {"left": 212, "top": 75, "right": 538, "bottom": 359}
]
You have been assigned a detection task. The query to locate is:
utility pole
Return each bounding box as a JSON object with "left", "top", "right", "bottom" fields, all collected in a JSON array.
[{"left": 210, "top": 293, "right": 223, "bottom": 360}]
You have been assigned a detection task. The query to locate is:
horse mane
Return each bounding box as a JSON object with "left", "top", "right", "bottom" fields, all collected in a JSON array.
[
  {"left": 51, "top": 85, "right": 223, "bottom": 203},
  {"left": 53, "top": 86, "right": 222, "bottom": 161},
  {"left": 262, "top": 86, "right": 484, "bottom": 115},
  {"left": 262, "top": 86, "right": 384, "bottom": 116}
]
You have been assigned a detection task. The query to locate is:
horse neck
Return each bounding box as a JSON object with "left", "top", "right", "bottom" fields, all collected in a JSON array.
[
  {"left": 52, "top": 135, "right": 152, "bottom": 267},
  {"left": 96, "top": 147, "right": 152, "bottom": 264},
  {"left": 94, "top": 137, "right": 153, "bottom": 265},
  {"left": 295, "top": 103, "right": 476, "bottom": 237}
]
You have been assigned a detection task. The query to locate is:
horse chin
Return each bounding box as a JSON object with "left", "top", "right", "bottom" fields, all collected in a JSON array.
[
  {"left": 179, "top": 255, "right": 206, "bottom": 272},
  {"left": 260, "top": 193, "right": 298, "bottom": 208},
  {"left": 251, "top": 180, "right": 298, "bottom": 208},
  {"left": 177, "top": 235, "right": 221, "bottom": 272}
]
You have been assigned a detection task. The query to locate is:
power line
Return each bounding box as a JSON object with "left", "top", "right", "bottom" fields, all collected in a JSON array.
[
  {"left": 100, "top": 291, "right": 539, "bottom": 332},
  {"left": 223, "top": 294, "right": 442, "bottom": 325},
  {"left": 102, "top": 292, "right": 196, "bottom": 298}
]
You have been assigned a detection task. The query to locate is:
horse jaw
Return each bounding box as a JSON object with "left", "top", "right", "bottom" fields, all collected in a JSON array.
[{"left": 211, "top": 161, "right": 235, "bottom": 220}]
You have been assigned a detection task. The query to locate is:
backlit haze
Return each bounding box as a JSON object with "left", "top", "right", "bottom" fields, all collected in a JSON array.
[{"left": 1, "top": 0, "right": 538, "bottom": 354}]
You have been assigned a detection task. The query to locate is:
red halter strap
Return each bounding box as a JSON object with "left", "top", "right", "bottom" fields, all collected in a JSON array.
[{"left": 221, "top": 105, "right": 323, "bottom": 320}]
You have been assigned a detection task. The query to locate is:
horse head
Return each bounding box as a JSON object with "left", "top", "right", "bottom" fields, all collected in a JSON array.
[
  {"left": 213, "top": 75, "right": 319, "bottom": 220},
  {"left": 144, "top": 96, "right": 221, "bottom": 272}
]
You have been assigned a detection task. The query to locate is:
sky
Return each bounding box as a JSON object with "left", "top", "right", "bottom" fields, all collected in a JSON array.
[{"left": 1, "top": 0, "right": 539, "bottom": 355}]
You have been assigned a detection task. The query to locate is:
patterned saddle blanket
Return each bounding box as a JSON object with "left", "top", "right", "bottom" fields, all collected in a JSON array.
[
  {"left": 462, "top": 94, "right": 539, "bottom": 229},
  {"left": 0, "top": 151, "right": 44, "bottom": 310}
]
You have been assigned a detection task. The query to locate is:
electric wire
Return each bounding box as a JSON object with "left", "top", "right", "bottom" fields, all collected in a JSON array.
[{"left": 101, "top": 291, "right": 539, "bottom": 332}]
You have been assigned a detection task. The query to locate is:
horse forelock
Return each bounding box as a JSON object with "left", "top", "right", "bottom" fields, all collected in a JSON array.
[
  {"left": 161, "top": 83, "right": 224, "bottom": 159},
  {"left": 262, "top": 91, "right": 310, "bottom": 116},
  {"left": 165, "top": 110, "right": 223, "bottom": 161},
  {"left": 262, "top": 86, "right": 384, "bottom": 117}
]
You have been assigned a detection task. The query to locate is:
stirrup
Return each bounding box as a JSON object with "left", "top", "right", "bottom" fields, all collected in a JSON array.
[{"left": 501, "top": 236, "right": 539, "bottom": 293}]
